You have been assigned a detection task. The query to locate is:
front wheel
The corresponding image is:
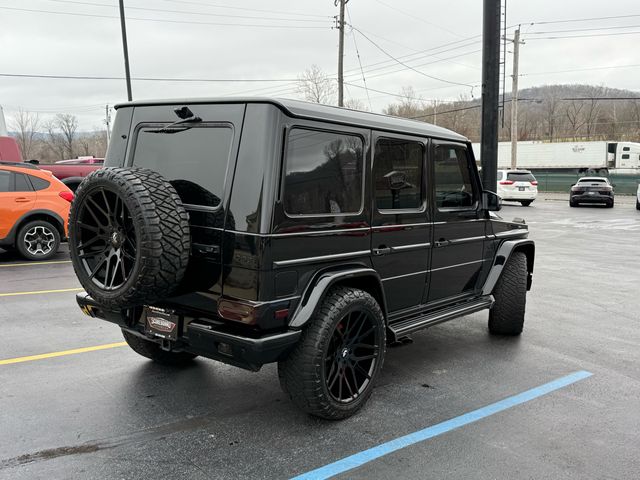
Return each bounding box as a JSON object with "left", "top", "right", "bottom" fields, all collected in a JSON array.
[
  {"left": 122, "top": 330, "right": 197, "bottom": 366},
  {"left": 278, "top": 287, "right": 386, "bottom": 420},
  {"left": 15, "top": 220, "right": 61, "bottom": 260},
  {"left": 489, "top": 251, "right": 528, "bottom": 336}
]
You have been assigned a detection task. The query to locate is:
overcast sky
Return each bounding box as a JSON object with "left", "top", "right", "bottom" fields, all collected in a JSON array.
[{"left": 1, "top": 0, "right": 639, "bottom": 130}]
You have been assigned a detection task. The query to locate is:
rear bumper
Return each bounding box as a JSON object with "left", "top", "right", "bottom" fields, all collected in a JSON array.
[
  {"left": 76, "top": 292, "right": 301, "bottom": 371},
  {"left": 571, "top": 193, "right": 613, "bottom": 203},
  {"left": 498, "top": 191, "right": 537, "bottom": 201}
]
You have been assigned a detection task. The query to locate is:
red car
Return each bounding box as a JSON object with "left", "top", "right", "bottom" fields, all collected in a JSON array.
[{"left": 35, "top": 157, "right": 103, "bottom": 192}]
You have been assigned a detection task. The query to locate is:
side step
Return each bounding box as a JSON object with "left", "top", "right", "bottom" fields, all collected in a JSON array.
[{"left": 388, "top": 296, "right": 494, "bottom": 338}]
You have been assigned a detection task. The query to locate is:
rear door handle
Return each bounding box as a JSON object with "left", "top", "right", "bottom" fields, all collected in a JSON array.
[
  {"left": 14, "top": 197, "right": 30, "bottom": 203},
  {"left": 434, "top": 239, "right": 449, "bottom": 248},
  {"left": 372, "top": 246, "right": 392, "bottom": 256}
]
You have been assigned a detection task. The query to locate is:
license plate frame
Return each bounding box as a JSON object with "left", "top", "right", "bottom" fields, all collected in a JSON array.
[
  {"left": 518, "top": 187, "right": 526, "bottom": 191},
  {"left": 144, "top": 306, "right": 180, "bottom": 340}
]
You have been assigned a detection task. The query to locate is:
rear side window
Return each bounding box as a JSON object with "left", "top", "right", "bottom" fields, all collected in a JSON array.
[
  {"left": 433, "top": 145, "right": 476, "bottom": 209},
  {"left": 0, "top": 171, "right": 10, "bottom": 192},
  {"left": 374, "top": 138, "right": 423, "bottom": 211},
  {"left": 28, "top": 176, "right": 51, "bottom": 191},
  {"left": 622, "top": 154, "right": 630, "bottom": 159},
  {"left": 283, "top": 129, "right": 364, "bottom": 216},
  {"left": 133, "top": 125, "right": 233, "bottom": 209},
  {"left": 15, "top": 173, "right": 34, "bottom": 192},
  {"left": 506, "top": 172, "right": 536, "bottom": 182}
]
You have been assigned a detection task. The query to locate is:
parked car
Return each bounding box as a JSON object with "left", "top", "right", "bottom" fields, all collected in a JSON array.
[
  {"left": 569, "top": 177, "right": 614, "bottom": 208},
  {"left": 496, "top": 169, "right": 538, "bottom": 206},
  {"left": 69, "top": 98, "right": 535, "bottom": 419},
  {"left": 33, "top": 157, "right": 103, "bottom": 192},
  {"left": 0, "top": 162, "right": 73, "bottom": 260}
]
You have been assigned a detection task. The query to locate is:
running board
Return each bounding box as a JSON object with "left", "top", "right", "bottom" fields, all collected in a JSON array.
[{"left": 388, "top": 296, "right": 494, "bottom": 338}]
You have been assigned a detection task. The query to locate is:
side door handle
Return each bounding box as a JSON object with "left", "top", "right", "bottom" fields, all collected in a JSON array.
[
  {"left": 14, "top": 197, "right": 30, "bottom": 203},
  {"left": 372, "top": 246, "right": 392, "bottom": 256},
  {"left": 434, "top": 239, "right": 449, "bottom": 248}
]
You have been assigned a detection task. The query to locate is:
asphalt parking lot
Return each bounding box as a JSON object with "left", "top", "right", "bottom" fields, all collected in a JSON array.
[{"left": 1, "top": 196, "right": 639, "bottom": 480}]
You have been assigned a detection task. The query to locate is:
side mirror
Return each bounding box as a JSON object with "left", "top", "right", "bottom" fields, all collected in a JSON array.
[{"left": 483, "top": 190, "right": 502, "bottom": 211}]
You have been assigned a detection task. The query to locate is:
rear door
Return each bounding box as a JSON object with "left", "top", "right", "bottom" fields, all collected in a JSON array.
[
  {"left": 126, "top": 104, "right": 245, "bottom": 310},
  {"left": 426, "top": 142, "right": 487, "bottom": 304},
  {"left": 0, "top": 170, "right": 36, "bottom": 240},
  {"left": 370, "top": 133, "right": 430, "bottom": 313}
]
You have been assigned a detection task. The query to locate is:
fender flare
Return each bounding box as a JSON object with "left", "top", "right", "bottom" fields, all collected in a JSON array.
[
  {"left": 482, "top": 239, "right": 535, "bottom": 295},
  {"left": 288, "top": 267, "right": 387, "bottom": 329}
]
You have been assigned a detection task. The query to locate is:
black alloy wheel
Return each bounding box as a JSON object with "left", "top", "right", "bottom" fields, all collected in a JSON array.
[
  {"left": 324, "top": 310, "right": 380, "bottom": 403},
  {"left": 75, "top": 186, "right": 137, "bottom": 291},
  {"left": 278, "top": 287, "right": 386, "bottom": 420}
]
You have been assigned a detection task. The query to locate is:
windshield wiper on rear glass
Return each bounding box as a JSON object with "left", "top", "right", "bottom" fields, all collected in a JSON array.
[{"left": 148, "top": 115, "right": 202, "bottom": 134}]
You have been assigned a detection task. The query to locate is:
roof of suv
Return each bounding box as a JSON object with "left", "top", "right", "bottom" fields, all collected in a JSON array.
[{"left": 114, "top": 97, "right": 468, "bottom": 143}]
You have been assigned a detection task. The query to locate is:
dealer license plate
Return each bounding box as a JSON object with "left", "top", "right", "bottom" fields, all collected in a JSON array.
[{"left": 144, "top": 306, "right": 179, "bottom": 340}]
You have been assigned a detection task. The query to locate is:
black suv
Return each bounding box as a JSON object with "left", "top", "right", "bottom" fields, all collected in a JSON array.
[{"left": 69, "top": 98, "right": 534, "bottom": 419}]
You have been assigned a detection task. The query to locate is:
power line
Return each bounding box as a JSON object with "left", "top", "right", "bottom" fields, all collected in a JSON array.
[
  {"left": 370, "top": 0, "right": 464, "bottom": 38},
  {"left": 42, "top": 0, "right": 331, "bottom": 23},
  {"left": 0, "top": 6, "right": 330, "bottom": 29},
  {"left": 527, "top": 31, "right": 640, "bottom": 40},
  {"left": 527, "top": 24, "right": 640, "bottom": 35},
  {"left": 520, "top": 64, "right": 640, "bottom": 77},
  {"left": 350, "top": 27, "right": 475, "bottom": 89},
  {"left": 345, "top": 6, "right": 371, "bottom": 110},
  {"left": 529, "top": 13, "right": 640, "bottom": 25},
  {"left": 0, "top": 73, "right": 298, "bottom": 82},
  {"left": 156, "top": 0, "right": 330, "bottom": 19}
]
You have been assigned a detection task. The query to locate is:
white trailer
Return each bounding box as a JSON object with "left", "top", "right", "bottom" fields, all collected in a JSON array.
[{"left": 471, "top": 141, "right": 640, "bottom": 174}]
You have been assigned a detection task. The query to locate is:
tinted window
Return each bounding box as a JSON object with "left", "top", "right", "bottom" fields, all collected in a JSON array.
[
  {"left": 14, "top": 173, "right": 33, "bottom": 192},
  {"left": 506, "top": 172, "right": 536, "bottom": 182},
  {"left": 133, "top": 125, "right": 233, "bottom": 208},
  {"left": 622, "top": 154, "right": 630, "bottom": 159},
  {"left": 623, "top": 146, "right": 630, "bottom": 151},
  {"left": 374, "top": 138, "right": 423, "bottom": 210},
  {"left": 284, "top": 129, "right": 363, "bottom": 215},
  {"left": 29, "top": 176, "right": 50, "bottom": 191},
  {"left": 578, "top": 178, "right": 606, "bottom": 183},
  {"left": 0, "top": 171, "right": 10, "bottom": 192},
  {"left": 434, "top": 145, "right": 475, "bottom": 209}
]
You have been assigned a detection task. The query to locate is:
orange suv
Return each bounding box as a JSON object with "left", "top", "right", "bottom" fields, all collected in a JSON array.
[{"left": 0, "top": 162, "right": 73, "bottom": 260}]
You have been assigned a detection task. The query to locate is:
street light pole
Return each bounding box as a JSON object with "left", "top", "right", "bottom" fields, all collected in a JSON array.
[{"left": 119, "top": 0, "right": 133, "bottom": 101}]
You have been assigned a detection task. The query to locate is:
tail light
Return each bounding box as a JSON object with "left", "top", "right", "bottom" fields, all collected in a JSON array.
[
  {"left": 530, "top": 180, "right": 538, "bottom": 186},
  {"left": 59, "top": 191, "right": 74, "bottom": 202},
  {"left": 218, "top": 299, "right": 257, "bottom": 324},
  {"left": 499, "top": 180, "right": 514, "bottom": 185}
]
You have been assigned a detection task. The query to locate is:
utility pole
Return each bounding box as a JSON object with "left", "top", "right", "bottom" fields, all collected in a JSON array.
[
  {"left": 119, "top": 0, "right": 133, "bottom": 101},
  {"left": 336, "top": 0, "right": 348, "bottom": 107},
  {"left": 105, "top": 105, "right": 111, "bottom": 144},
  {"left": 480, "top": 0, "right": 501, "bottom": 191},
  {"left": 510, "top": 26, "right": 524, "bottom": 169}
]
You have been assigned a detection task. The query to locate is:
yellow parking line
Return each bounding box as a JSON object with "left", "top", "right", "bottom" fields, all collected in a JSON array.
[
  {"left": 0, "top": 260, "right": 72, "bottom": 268},
  {"left": 0, "top": 287, "right": 83, "bottom": 297},
  {"left": 0, "top": 342, "right": 128, "bottom": 366}
]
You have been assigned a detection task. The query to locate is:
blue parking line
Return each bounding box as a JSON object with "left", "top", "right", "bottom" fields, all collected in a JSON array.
[{"left": 291, "top": 370, "right": 593, "bottom": 480}]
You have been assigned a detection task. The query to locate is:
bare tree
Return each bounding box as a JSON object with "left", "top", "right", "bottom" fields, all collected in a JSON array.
[
  {"left": 343, "top": 98, "right": 368, "bottom": 111},
  {"left": 383, "top": 87, "right": 425, "bottom": 118},
  {"left": 10, "top": 109, "right": 40, "bottom": 160},
  {"left": 55, "top": 113, "right": 78, "bottom": 159},
  {"left": 43, "top": 119, "right": 67, "bottom": 161},
  {"left": 296, "top": 65, "right": 336, "bottom": 105},
  {"left": 565, "top": 100, "right": 586, "bottom": 140}
]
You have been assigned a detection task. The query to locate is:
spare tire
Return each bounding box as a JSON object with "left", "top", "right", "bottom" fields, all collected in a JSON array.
[{"left": 69, "top": 167, "right": 190, "bottom": 309}]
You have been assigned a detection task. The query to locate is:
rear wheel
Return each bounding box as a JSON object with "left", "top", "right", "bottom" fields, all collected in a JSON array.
[
  {"left": 569, "top": 198, "right": 578, "bottom": 207},
  {"left": 636, "top": 199, "right": 640, "bottom": 211},
  {"left": 520, "top": 200, "right": 533, "bottom": 207},
  {"left": 278, "top": 287, "right": 386, "bottom": 420},
  {"left": 489, "top": 251, "right": 527, "bottom": 336},
  {"left": 607, "top": 199, "right": 614, "bottom": 208},
  {"left": 122, "top": 330, "right": 197, "bottom": 366},
  {"left": 15, "top": 220, "right": 61, "bottom": 261}
]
